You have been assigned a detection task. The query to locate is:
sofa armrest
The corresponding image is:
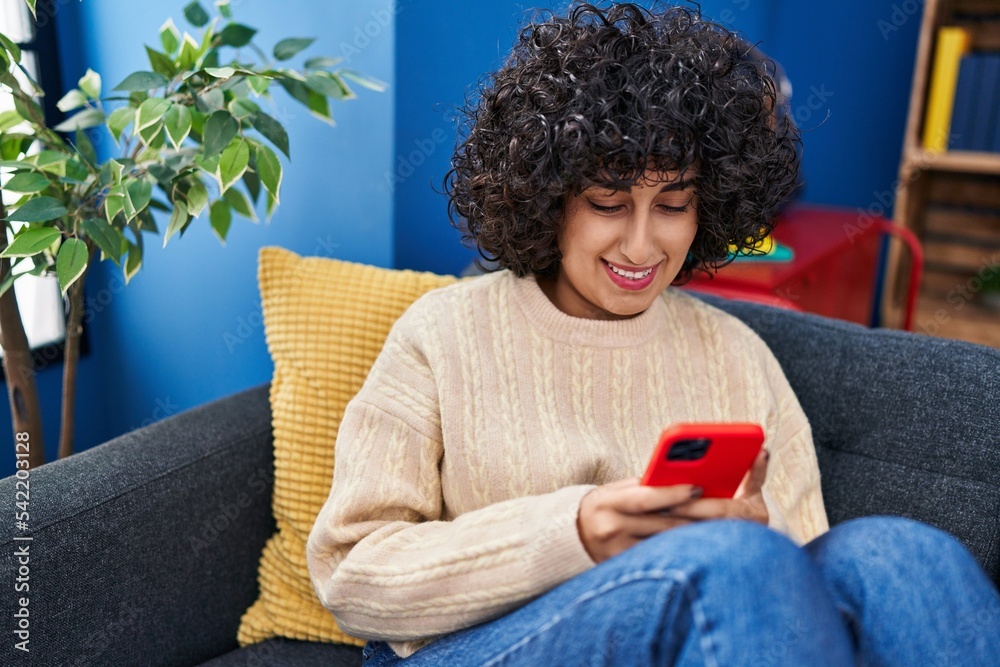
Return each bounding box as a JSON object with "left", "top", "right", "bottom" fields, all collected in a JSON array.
[
  {"left": 695, "top": 293, "right": 1000, "bottom": 589},
  {"left": 0, "top": 382, "right": 275, "bottom": 667}
]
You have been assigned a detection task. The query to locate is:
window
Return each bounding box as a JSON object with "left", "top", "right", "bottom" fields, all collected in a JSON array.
[{"left": 0, "top": 0, "right": 67, "bottom": 360}]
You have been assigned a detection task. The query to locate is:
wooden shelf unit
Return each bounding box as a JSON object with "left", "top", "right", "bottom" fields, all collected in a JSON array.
[{"left": 885, "top": 0, "right": 1000, "bottom": 349}]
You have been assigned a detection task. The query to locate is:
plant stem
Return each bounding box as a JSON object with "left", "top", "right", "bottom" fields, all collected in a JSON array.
[
  {"left": 0, "top": 195, "right": 45, "bottom": 469},
  {"left": 57, "top": 246, "right": 92, "bottom": 460}
]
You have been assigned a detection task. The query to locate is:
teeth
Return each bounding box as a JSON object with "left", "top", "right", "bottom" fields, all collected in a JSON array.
[{"left": 607, "top": 262, "right": 652, "bottom": 280}]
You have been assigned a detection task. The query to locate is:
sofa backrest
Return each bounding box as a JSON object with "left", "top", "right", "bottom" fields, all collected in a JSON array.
[{"left": 695, "top": 293, "right": 1000, "bottom": 587}]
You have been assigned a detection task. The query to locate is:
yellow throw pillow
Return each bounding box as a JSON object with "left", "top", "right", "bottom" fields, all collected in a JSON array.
[{"left": 238, "top": 246, "right": 458, "bottom": 647}]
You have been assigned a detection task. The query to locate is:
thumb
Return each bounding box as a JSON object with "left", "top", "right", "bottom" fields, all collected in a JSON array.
[{"left": 736, "top": 448, "right": 769, "bottom": 498}]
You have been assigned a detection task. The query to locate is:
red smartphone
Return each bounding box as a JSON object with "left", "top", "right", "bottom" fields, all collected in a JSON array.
[{"left": 640, "top": 423, "right": 765, "bottom": 498}]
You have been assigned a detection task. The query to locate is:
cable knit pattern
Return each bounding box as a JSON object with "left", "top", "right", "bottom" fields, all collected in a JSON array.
[{"left": 305, "top": 269, "right": 829, "bottom": 658}]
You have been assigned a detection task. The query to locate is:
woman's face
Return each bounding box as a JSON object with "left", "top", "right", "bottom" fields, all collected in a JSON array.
[{"left": 539, "top": 171, "right": 699, "bottom": 320}]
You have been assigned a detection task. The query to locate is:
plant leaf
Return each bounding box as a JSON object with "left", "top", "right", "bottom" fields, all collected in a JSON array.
[
  {"left": 83, "top": 217, "right": 124, "bottom": 266},
  {"left": 249, "top": 111, "right": 289, "bottom": 158},
  {"left": 307, "top": 91, "right": 333, "bottom": 125},
  {"left": 304, "top": 56, "right": 343, "bottom": 70},
  {"left": 163, "top": 103, "right": 193, "bottom": 149},
  {"left": 202, "top": 109, "right": 238, "bottom": 157},
  {"left": 127, "top": 178, "right": 153, "bottom": 214},
  {"left": 265, "top": 189, "right": 277, "bottom": 221},
  {"left": 4, "top": 171, "right": 50, "bottom": 193},
  {"left": 12, "top": 93, "right": 43, "bottom": 126},
  {"left": 194, "top": 86, "right": 225, "bottom": 113},
  {"left": 0, "top": 32, "right": 21, "bottom": 63},
  {"left": 32, "top": 151, "right": 69, "bottom": 176},
  {"left": 223, "top": 186, "right": 257, "bottom": 222},
  {"left": 53, "top": 108, "right": 105, "bottom": 132},
  {"left": 107, "top": 106, "right": 136, "bottom": 142},
  {"left": 106, "top": 158, "right": 124, "bottom": 186},
  {"left": 204, "top": 66, "right": 235, "bottom": 79},
  {"left": 56, "top": 89, "right": 88, "bottom": 113},
  {"left": 186, "top": 180, "right": 209, "bottom": 217},
  {"left": 178, "top": 33, "right": 200, "bottom": 70},
  {"left": 105, "top": 188, "right": 124, "bottom": 224},
  {"left": 160, "top": 18, "right": 181, "bottom": 53},
  {"left": 136, "top": 98, "right": 171, "bottom": 131},
  {"left": 254, "top": 142, "right": 281, "bottom": 204},
  {"left": 146, "top": 46, "right": 176, "bottom": 78},
  {"left": 218, "top": 139, "right": 249, "bottom": 193},
  {"left": 273, "top": 37, "right": 315, "bottom": 61},
  {"left": 209, "top": 199, "right": 231, "bottom": 243},
  {"left": 304, "top": 71, "right": 354, "bottom": 100},
  {"left": 195, "top": 153, "right": 221, "bottom": 188},
  {"left": 0, "top": 109, "right": 24, "bottom": 131},
  {"left": 246, "top": 75, "right": 269, "bottom": 96},
  {"left": 7, "top": 197, "right": 67, "bottom": 222},
  {"left": 227, "top": 97, "right": 259, "bottom": 120},
  {"left": 112, "top": 71, "right": 169, "bottom": 92},
  {"left": 0, "top": 226, "right": 61, "bottom": 257},
  {"left": 183, "top": 1, "right": 210, "bottom": 27},
  {"left": 112, "top": 183, "right": 138, "bottom": 221},
  {"left": 124, "top": 241, "right": 142, "bottom": 284},
  {"left": 340, "top": 70, "right": 388, "bottom": 92},
  {"left": 163, "top": 200, "right": 189, "bottom": 247},
  {"left": 56, "top": 238, "right": 89, "bottom": 294},
  {"left": 74, "top": 129, "right": 97, "bottom": 167},
  {"left": 242, "top": 161, "right": 260, "bottom": 202},
  {"left": 216, "top": 23, "right": 256, "bottom": 48},
  {"left": 78, "top": 68, "right": 101, "bottom": 98}
]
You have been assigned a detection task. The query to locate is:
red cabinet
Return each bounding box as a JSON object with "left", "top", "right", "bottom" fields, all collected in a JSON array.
[{"left": 681, "top": 205, "right": 922, "bottom": 329}]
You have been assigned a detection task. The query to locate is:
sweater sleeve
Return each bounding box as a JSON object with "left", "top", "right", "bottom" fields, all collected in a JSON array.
[
  {"left": 751, "top": 334, "right": 830, "bottom": 545},
  {"left": 305, "top": 308, "right": 597, "bottom": 650}
]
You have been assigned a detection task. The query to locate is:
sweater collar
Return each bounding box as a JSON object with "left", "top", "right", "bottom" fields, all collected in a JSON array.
[{"left": 510, "top": 272, "right": 668, "bottom": 347}]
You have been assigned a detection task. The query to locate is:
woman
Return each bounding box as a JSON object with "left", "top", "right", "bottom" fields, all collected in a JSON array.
[{"left": 307, "top": 4, "right": 1000, "bottom": 665}]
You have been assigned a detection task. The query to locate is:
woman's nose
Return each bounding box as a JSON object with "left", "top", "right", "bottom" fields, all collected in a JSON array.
[{"left": 619, "top": 214, "right": 653, "bottom": 265}]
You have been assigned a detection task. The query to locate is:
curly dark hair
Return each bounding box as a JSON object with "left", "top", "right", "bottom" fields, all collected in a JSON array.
[{"left": 445, "top": 2, "right": 801, "bottom": 283}]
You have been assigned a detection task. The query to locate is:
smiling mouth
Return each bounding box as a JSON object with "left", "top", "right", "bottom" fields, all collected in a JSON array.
[{"left": 602, "top": 259, "right": 656, "bottom": 281}]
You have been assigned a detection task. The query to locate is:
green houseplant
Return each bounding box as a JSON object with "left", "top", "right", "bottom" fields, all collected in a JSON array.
[{"left": 0, "top": 0, "right": 383, "bottom": 468}]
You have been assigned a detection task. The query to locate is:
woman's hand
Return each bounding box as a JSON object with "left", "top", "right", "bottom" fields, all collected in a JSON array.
[
  {"left": 659, "top": 449, "right": 770, "bottom": 526},
  {"left": 577, "top": 479, "right": 703, "bottom": 564},
  {"left": 577, "top": 450, "right": 770, "bottom": 564}
]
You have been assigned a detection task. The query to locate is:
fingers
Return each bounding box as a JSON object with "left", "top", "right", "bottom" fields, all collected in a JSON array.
[
  {"left": 598, "top": 481, "right": 703, "bottom": 515},
  {"left": 622, "top": 513, "right": 697, "bottom": 537},
  {"left": 735, "top": 448, "right": 769, "bottom": 499},
  {"left": 664, "top": 498, "right": 756, "bottom": 522}
]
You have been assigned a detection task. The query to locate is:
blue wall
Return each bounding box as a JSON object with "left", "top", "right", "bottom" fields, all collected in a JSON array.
[{"left": 2, "top": 0, "right": 921, "bottom": 476}]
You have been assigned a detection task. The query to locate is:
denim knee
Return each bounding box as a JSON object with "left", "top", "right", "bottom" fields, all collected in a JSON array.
[
  {"left": 805, "top": 515, "right": 975, "bottom": 575},
  {"left": 620, "top": 519, "right": 808, "bottom": 585}
]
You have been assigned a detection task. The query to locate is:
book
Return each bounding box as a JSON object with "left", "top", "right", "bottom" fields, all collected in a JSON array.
[
  {"left": 923, "top": 26, "right": 971, "bottom": 151},
  {"left": 948, "top": 54, "right": 980, "bottom": 151},
  {"left": 972, "top": 53, "right": 1000, "bottom": 151}
]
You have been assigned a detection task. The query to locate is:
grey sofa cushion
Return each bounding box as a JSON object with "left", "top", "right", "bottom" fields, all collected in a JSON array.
[
  {"left": 0, "top": 384, "right": 277, "bottom": 667},
  {"left": 696, "top": 293, "right": 1000, "bottom": 585},
  {"left": 202, "top": 638, "right": 362, "bottom": 666}
]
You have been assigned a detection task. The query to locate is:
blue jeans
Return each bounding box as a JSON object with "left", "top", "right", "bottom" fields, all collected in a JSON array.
[{"left": 361, "top": 517, "right": 1000, "bottom": 666}]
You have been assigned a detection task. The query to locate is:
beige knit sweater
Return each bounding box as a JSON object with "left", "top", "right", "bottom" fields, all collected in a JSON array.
[{"left": 306, "top": 270, "right": 829, "bottom": 658}]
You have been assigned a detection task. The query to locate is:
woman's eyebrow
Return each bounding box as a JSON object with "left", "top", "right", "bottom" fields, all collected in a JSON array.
[
  {"left": 588, "top": 178, "right": 697, "bottom": 194},
  {"left": 658, "top": 178, "right": 697, "bottom": 193}
]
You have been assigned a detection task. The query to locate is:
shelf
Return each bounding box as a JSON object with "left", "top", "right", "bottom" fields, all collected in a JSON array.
[
  {"left": 903, "top": 149, "right": 1000, "bottom": 175},
  {"left": 882, "top": 0, "right": 1000, "bottom": 349},
  {"left": 913, "top": 291, "right": 1000, "bottom": 349}
]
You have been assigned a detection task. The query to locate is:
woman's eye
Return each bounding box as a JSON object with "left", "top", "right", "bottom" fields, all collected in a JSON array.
[
  {"left": 659, "top": 203, "right": 690, "bottom": 213},
  {"left": 588, "top": 200, "right": 624, "bottom": 214}
]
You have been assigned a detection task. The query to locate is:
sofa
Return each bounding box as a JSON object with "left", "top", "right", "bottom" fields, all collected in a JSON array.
[{"left": 2, "top": 292, "right": 998, "bottom": 666}]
